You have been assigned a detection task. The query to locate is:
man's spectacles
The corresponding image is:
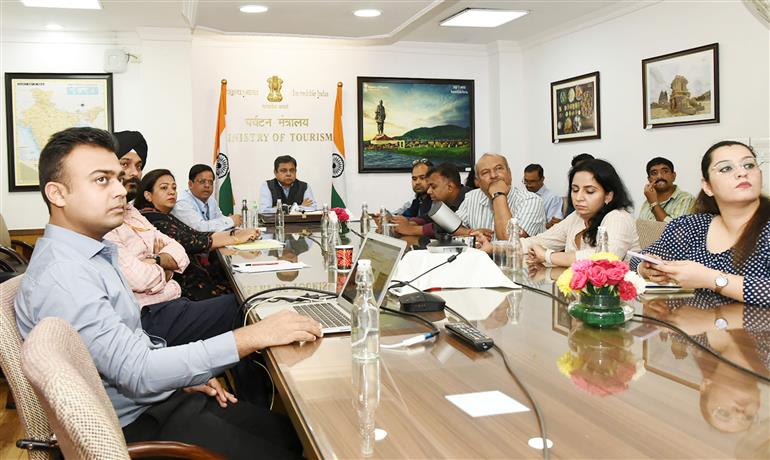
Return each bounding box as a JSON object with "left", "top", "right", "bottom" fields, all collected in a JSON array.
[
  {"left": 412, "top": 158, "right": 430, "bottom": 166},
  {"left": 194, "top": 179, "right": 214, "bottom": 185},
  {"left": 710, "top": 158, "right": 765, "bottom": 175},
  {"left": 522, "top": 178, "right": 542, "bottom": 185}
]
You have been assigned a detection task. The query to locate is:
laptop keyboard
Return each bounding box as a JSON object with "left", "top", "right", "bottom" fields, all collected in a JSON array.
[{"left": 294, "top": 302, "right": 349, "bottom": 329}]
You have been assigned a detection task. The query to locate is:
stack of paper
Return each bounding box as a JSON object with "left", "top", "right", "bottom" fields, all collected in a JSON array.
[
  {"left": 232, "top": 261, "right": 308, "bottom": 273},
  {"left": 226, "top": 239, "right": 284, "bottom": 250}
]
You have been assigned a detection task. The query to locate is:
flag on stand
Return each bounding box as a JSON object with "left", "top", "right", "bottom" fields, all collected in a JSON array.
[
  {"left": 213, "top": 79, "right": 234, "bottom": 215},
  {"left": 331, "top": 82, "right": 348, "bottom": 209}
]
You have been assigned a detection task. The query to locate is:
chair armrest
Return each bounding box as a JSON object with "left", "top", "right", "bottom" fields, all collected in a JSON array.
[
  {"left": 127, "top": 441, "right": 226, "bottom": 459},
  {"left": 0, "top": 259, "right": 15, "bottom": 273},
  {"left": 10, "top": 240, "right": 33, "bottom": 261},
  {"left": 0, "top": 245, "right": 26, "bottom": 265}
]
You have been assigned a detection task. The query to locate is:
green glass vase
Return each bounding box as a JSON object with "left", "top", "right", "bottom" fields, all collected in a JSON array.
[{"left": 568, "top": 294, "right": 632, "bottom": 328}]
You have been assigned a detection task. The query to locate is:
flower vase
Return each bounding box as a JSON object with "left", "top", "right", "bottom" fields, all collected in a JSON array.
[
  {"left": 339, "top": 222, "right": 350, "bottom": 235},
  {"left": 568, "top": 294, "right": 633, "bottom": 328}
]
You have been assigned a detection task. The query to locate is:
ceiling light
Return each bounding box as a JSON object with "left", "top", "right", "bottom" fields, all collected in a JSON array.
[
  {"left": 440, "top": 8, "right": 528, "bottom": 28},
  {"left": 45, "top": 24, "right": 64, "bottom": 30},
  {"left": 21, "top": 0, "right": 101, "bottom": 9},
  {"left": 239, "top": 4, "right": 268, "bottom": 13},
  {"left": 354, "top": 9, "right": 381, "bottom": 18}
]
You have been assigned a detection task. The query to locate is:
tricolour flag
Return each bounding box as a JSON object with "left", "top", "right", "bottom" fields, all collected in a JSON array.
[
  {"left": 213, "top": 79, "right": 234, "bottom": 215},
  {"left": 331, "top": 82, "right": 347, "bottom": 208}
]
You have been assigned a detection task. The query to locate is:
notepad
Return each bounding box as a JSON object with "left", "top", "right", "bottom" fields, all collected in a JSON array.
[
  {"left": 226, "top": 239, "right": 285, "bottom": 250},
  {"left": 232, "top": 261, "right": 308, "bottom": 273}
]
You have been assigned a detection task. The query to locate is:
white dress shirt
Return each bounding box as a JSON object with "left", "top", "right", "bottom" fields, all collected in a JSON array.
[
  {"left": 171, "top": 189, "right": 234, "bottom": 232},
  {"left": 456, "top": 187, "right": 546, "bottom": 237}
]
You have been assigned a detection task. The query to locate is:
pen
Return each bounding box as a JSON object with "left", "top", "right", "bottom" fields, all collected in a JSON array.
[{"left": 241, "top": 261, "right": 280, "bottom": 267}]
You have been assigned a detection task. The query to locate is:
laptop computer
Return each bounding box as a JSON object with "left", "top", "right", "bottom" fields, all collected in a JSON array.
[{"left": 253, "top": 232, "right": 407, "bottom": 334}]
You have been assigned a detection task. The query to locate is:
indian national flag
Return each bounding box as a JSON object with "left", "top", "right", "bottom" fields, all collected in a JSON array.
[
  {"left": 331, "top": 82, "right": 347, "bottom": 208},
  {"left": 213, "top": 79, "right": 234, "bottom": 215}
]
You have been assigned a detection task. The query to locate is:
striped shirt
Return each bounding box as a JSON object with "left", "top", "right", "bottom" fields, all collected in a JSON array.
[
  {"left": 638, "top": 185, "right": 695, "bottom": 223},
  {"left": 456, "top": 187, "right": 546, "bottom": 237}
]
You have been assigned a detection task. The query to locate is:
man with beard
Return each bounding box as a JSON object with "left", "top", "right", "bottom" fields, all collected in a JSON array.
[
  {"left": 114, "top": 131, "right": 145, "bottom": 201},
  {"left": 392, "top": 159, "right": 433, "bottom": 218},
  {"left": 638, "top": 157, "right": 694, "bottom": 222}
]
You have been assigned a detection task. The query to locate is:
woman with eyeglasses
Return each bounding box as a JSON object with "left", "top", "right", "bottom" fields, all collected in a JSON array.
[
  {"left": 134, "top": 169, "right": 259, "bottom": 300},
  {"left": 631, "top": 140, "right": 770, "bottom": 304}
]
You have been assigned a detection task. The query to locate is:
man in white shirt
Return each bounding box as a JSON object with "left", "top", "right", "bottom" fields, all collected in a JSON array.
[
  {"left": 456, "top": 153, "right": 546, "bottom": 239},
  {"left": 259, "top": 155, "right": 317, "bottom": 213},
  {"left": 172, "top": 164, "right": 242, "bottom": 232},
  {"left": 523, "top": 163, "right": 564, "bottom": 228}
]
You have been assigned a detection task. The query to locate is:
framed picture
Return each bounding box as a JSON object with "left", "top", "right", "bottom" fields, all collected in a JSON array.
[
  {"left": 357, "top": 76, "right": 474, "bottom": 173},
  {"left": 550, "top": 71, "right": 600, "bottom": 143},
  {"left": 551, "top": 299, "right": 572, "bottom": 336},
  {"left": 642, "top": 43, "right": 719, "bottom": 129},
  {"left": 5, "top": 73, "right": 114, "bottom": 192}
]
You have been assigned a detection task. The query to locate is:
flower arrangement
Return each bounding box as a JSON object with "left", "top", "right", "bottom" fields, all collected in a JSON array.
[
  {"left": 331, "top": 207, "right": 349, "bottom": 223},
  {"left": 556, "top": 252, "right": 646, "bottom": 301}
]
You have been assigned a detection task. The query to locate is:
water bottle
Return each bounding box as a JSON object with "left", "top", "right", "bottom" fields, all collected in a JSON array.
[
  {"left": 275, "top": 199, "right": 285, "bottom": 230},
  {"left": 596, "top": 225, "right": 609, "bottom": 253},
  {"left": 507, "top": 217, "right": 523, "bottom": 271},
  {"left": 251, "top": 202, "right": 260, "bottom": 228},
  {"left": 360, "top": 202, "right": 370, "bottom": 235},
  {"left": 379, "top": 205, "right": 389, "bottom": 236},
  {"left": 351, "top": 259, "right": 379, "bottom": 360},
  {"left": 352, "top": 358, "right": 380, "bottom": 457},
  {"left": 321, "top": 203, "right": 331, "bottom": 238},
  {"left": 241, "top": 199, "right": 249, "bottom": 229}
]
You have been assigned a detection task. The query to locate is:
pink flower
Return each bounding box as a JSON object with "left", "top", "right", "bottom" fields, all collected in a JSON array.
[
  {"left": 570, "top": 269, "right": 588, "bottom": 290},
  {"left": 587, "top": 265, "right": 608, "bottom": 287},
  {"left": 618, "top": 280, "right": 637, "bottom": 301},
  {"left": 332, "top": 207, "right": 349, "bottom": 223},
  {"left": 572, "top": 259, "right": 592, "bottom": 274},
  {"left": 605, "top": 266, "right": 626, "bottom": 286}
]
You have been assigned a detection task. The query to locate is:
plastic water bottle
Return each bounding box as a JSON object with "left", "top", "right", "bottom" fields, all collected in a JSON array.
[
  {"left": 507, "top": 217, "right": 523, "bottom": 271},
  {"left": 241, "top": 199, "right": 249, "bottom": 229},
  {"left": 251, "top": 202, "right": 260, "bottom": 228},
  {"left": 379, "top": 206, "right": 389, "bottom": 236},
  {"left": 275, "top": 199, "right": 285, "bottom": 230},
  {"left": 597, "top": 226, "right": 609, "bottom": 253},
  {"left": 351, "top": 259, "right": 379, "bottom": 360},
  {"left": 321, "top": 203, "right": 330, "bottom": 238},
  {"left": 360, "top": 202, "right": 370, "bottom": 235}
]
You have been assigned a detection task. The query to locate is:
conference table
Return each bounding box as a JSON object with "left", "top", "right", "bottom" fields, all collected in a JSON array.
[{"left": 219, "top": 225, "right": 770, "bottom": 459}]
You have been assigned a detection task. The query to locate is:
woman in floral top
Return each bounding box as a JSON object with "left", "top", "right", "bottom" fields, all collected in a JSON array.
[{"left": 135, "top": 169, "right": 259, "bottom": 300}]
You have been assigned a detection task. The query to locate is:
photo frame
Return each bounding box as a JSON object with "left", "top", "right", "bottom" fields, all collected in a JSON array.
[
  {"left": 550, "top": 71, "right": 600, "bottom": 143},
  {"left": 357, "top": 76, "right": 474, "bottom": 173},
  {"left": 642, "top": 43, "right": 719, "bottom": 129},
  {"left": 5, "top": 73, "right": 114, "bottom": 192}
]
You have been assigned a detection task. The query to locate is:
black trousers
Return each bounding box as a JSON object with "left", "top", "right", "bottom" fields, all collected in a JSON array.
[
  {"left": 122, "top": 390, "right": 302, "bottom": 459},
  {"left": 141, "top": 294, "right": 241, "bottom": 346}
]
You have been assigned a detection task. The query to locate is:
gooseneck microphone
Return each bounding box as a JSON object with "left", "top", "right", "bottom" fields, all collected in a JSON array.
[
  {"left": 391, "top": 253, "right": 459, "bottom": 313},
  {"left": 390, "top": 253, "right": 459, "bottom": 289}
]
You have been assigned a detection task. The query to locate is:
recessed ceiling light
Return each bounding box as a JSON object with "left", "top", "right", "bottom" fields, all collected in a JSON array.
[
  {"left": 21, "top": 0, "right": 101, "bottom": 9},
  {"left": 440, "top": 8, "right": 528, "bottom": 28},
  {"left": 45, "top": 24, "right": 64, "bottom": 30},
  {"left": 354, "top": 9, "right": 381, "bottom": 18},
  {"left": 239, "top": 4, "right": 268, "bottom": 14}
]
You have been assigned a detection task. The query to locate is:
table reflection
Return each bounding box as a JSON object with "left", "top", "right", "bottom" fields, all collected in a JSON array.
[{"left": 352, "top": 357, "right": 381, "bottom": 457}]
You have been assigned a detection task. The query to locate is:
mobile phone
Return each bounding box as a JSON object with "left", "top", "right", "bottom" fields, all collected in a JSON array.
[{"left": 627, "top": 250, "right": 665, "bottom": 265}]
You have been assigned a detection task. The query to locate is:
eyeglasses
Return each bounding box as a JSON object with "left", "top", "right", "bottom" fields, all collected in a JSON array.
[
  {"left": 710, "top": 158, "right": 765, "bottom": 175},
  {"left": 522, "top": 178, "right": 542, "bottom": 185},
  {"left": 194, "top": 179, "right": 214, "bottom": 185},
  {"left": 412, "top": 158, "right": 431, "bottom": 166}
]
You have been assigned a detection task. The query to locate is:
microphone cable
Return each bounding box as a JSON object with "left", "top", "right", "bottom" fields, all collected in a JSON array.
[{"left": 389, "top": 253, "right": 459, "bottom": 290}]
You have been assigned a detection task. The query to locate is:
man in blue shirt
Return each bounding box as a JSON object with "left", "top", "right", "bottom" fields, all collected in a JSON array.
[
  {"left": 523, "top": 163, "right": 564, "bottom": 228},
  {"left": 15, "top": 127, "right": 322, "bottom": 458},
  {"left": 172, "top": 164, "right": 243, "bottom": 231},
  {"left": 259, "top": 155, "right": 317, "bottom": 213}
]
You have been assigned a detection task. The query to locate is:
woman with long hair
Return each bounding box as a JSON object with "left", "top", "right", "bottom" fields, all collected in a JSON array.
[
  {"left": 134, "top": 169, "right": 259, "bottom": 300},
  {"left": 525, "top": 158, "right": 640, "bottom": 267},
  {"left": 631, "top": 140, "right": 770, "bottom": 303}
]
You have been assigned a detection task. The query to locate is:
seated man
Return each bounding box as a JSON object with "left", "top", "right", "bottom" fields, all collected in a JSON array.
[
  {"left": 455, "top": 153, "right": 546, "bottom": 240},
  {"left": 15, "top": 127, "right": 322, "bottom": 458},
  {"left": 259, "top": 155, "right": 316, "bottom": 213},
  {"left": 394, "top": 163, "right": 470, "bottom": 237},
  {"left": 172, "top": 164, "right": 243, "bottom": 231},
  {"left": 392, "top": 159, "right": 433, "bottom": 218},
  {"left": 523, "top": 163, "right": 564, "bottom": 228},
  {"left": 639, "top": 156, "right": 695, "bottom": 222}
]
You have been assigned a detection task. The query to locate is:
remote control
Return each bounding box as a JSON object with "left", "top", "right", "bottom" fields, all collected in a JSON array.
[{"left": 445, "top": 322, "right": 494, "bottom": 351}]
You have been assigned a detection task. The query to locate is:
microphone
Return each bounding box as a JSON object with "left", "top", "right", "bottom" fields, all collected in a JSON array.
[
  {"left": 427, "top": 202, "right": 462, "bottom": 234},
  {"left": 391, "top": 253, "right": 459, "bottom": 313}
]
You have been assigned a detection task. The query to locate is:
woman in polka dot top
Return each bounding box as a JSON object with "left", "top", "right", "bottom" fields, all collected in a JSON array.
[{"left": 631, "top": 140, "right": 770, "bottom": 305}]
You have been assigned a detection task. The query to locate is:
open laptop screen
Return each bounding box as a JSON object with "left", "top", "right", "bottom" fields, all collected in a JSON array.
[{"left": 340, "top": 237, "right": 403, "bottom": 306}]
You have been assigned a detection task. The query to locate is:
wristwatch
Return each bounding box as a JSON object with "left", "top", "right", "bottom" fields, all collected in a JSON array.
[
  {"left": 154, "top": 255, "right": 161, "bottom": 265},
  {"left": 714, "top": 272, "right": 729, "bottom": 293},
  {"left": 649, "top": 201, "right": 659, "bottom": 209},
  {"left": 714, "top": 307, "right": 728, "bottom": 330},
  {"left": 492, "top": 191, "right": 507, "bottom": 201}
]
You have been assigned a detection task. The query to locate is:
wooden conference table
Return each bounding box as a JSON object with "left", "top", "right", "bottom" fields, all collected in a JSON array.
[{"left": 219, "top": 226, "right": 770, "bottom": 459}]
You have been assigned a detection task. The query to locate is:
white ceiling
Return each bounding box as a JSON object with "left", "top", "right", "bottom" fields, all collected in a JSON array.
[{"left": 1, "top": 0, "right": 639, "bottom": 45}]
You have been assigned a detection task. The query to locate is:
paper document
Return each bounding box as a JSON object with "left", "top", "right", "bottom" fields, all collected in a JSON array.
[
  {"left": 232, "top": 261, "right": 308, "bottom": 273},
  {"left": 226, "top": 239, "right": 285, "bottom": 250}
]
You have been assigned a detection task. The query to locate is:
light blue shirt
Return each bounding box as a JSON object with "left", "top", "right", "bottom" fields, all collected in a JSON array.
[
  {"left": 15, "top": 224, "right": 239, "bottom": 427},
  {"left": 535, "top": 185, "right": 564, "bottom": 222},
  {"left": 172, "top": 189, "right": 234, "bottom": 232},
  {"left": 258, "top": 180, "right": 317, "bottom": 214}
]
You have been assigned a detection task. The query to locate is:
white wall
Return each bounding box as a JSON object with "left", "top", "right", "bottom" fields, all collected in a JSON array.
[
  {"left": 0, "top": 29, "right": 194, "bottom": 229},
  {"left": 190, "top": 37, "right": 491, "bottom": 215},
  {"left": 512, "top": 1, "right": 770, "bottom": 208}
]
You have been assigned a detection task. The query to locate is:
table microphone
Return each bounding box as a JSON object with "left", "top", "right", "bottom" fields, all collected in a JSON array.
[{"left": 392, "top": 253, "right": 458, "bottom": 313}]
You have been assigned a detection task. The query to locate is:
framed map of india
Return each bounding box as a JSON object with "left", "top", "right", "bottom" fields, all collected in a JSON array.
[{"left": 5, "top": 73, "right": 114, "bottom": 192}]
